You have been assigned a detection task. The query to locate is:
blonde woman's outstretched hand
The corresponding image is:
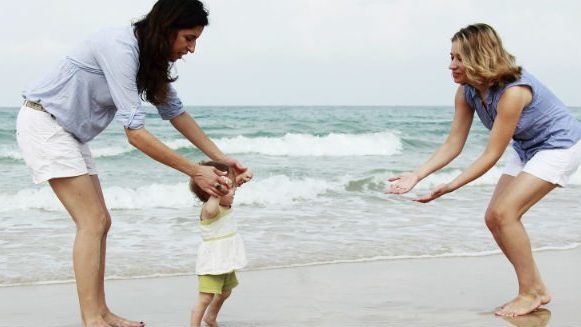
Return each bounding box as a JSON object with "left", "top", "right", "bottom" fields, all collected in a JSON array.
[
  {"left": 386, "top": 172, "right": 420, "bottom": 194},
  {"left": 413, "top": 183, "right": 451, "bottom": 203}
]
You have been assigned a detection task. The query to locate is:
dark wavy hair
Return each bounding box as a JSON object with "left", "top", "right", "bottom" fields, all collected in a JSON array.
[{"left": 133, "top": 0, "right": 209, "bottom": 106}]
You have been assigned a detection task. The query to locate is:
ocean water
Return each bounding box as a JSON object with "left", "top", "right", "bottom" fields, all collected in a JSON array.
[{"left": 1, "top": 106, "right": 580, "bottom": 287}]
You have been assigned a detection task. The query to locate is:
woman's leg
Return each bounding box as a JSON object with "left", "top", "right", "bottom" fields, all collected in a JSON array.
[
  {"left": 203, "top": 289, "right": 232, "bottom": 327},
  {"left": 89, "top": 175, "right": 143, "bottom": 327},
  {"left": 485, "top": 173, "right": 556, "bottom": 316},
  {"left": 191, "top": 292, "right": 214, "bottom": 327},
  {"left": 49, "top": 174, "right": 112, "bottom": 327}
]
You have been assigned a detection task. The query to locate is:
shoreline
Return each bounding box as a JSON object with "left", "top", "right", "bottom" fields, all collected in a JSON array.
[
  {"left": 2, "top": 247, "right": 580, "bottom": 326},
  {"left": 2, "top": 244, "right": 580, "bottom": 289}
]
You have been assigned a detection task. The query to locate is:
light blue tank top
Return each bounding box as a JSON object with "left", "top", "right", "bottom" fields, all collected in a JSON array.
[{"left": 464, "top": 70, "right": 581, "bottom": 162}]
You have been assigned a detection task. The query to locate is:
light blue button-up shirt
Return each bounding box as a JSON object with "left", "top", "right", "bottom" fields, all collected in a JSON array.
[
  {"left": 464, "top": 70, "right": 581, "bottom": 162},
  {"left": 23, "top": 26, "right": 185, "bottom": 143}
]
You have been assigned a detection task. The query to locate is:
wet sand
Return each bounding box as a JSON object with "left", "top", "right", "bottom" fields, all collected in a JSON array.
[{"left": 1, "top": 248, "right": 579, "bottom": 326}]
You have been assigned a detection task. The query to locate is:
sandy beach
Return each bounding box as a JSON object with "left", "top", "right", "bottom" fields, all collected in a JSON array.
[{"left": 1, "top": 247, "right": 579, "bottom": 327}]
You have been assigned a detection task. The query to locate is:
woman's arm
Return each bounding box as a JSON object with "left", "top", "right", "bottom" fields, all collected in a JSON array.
[
  {"left": 387, "top": 86, "right": 474, "bottom": 194},
  {"left": 125, "top": 127, "right": 227, "bottom": 197},
  {"left": 170, "top": 112, "right": 224, "bottom": 161},
  {"left": 414, "top": 85, "right": 532, "bottom": 203},
  {"left": 170, "top": 112, "right": 247, "bottom": 174}
]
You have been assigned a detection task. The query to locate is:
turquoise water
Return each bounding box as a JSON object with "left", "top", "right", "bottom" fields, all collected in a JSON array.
[{"left": 1, "top": 106, "right": 580, "bottom": 286}]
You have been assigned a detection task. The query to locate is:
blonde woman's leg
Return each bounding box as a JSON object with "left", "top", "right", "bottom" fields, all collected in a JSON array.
[{"left": 485, "top": 173, "right": 555, "bottom": 316}]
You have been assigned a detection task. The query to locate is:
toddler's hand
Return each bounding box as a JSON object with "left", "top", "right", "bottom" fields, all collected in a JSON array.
[{"left": 237, "top": 169, "right": 254, "bottom": 186}]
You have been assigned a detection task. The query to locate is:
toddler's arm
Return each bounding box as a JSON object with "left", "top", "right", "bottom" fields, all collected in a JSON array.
[
  {"left": 201, "top": 196, "right": 221, "bottom": 220},
  {"left": 236, "top": 169, "right": 254, "bottom": 186}
]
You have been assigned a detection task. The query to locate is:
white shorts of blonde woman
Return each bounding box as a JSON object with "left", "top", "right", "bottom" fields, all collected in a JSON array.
[
  {"left": 16, "top": 105, "right": 98, "bottom": 183},
  {"left": 502, "top": 140, "right": 581, "bottom": 186}
]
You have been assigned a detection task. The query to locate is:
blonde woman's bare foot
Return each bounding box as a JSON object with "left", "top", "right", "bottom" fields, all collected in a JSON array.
[
  {"left": 495, "top": 294, "right": 542, "bottom": 317},
  {"left": 501, "top": 308, "right": 551, "bottom": 327},
  {"left": 203, "top": 316, "right": 218, "bottom": 327},
  {"left": 499, "top": 288, "right": 551, "bottom": 309},
  {"left": 103, "top": 312, "right": 144, "bottom": 327}
]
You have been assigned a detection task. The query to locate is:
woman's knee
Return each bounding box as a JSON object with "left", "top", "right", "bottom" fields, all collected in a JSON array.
[
  {"left": 103, "top": 212, "right": 112, "bottom": 233},
  {"left": 485, "top": 205, "right": 517, "bottom": 230},
  {"left": 76, "top": 211, "right": 112, "bottom": 236}
]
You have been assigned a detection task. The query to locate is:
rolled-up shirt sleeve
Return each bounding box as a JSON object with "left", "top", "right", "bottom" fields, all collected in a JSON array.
[
  {"left": 92, "top": 32, "right": 145, "bottom": 129},
  {"left": 156, "top": 83, "right": 185, "bottom": 120}
]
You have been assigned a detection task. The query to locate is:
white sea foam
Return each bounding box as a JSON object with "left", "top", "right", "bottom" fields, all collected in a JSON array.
[
  {"left": 0, "top": 145, "right": 22, "bottom": 160},
  {"left": 3, "top": 166, "right": 580, "bottom": 212},
  {"left": 167, "top": 131, "right": 402, "bottom": 156},
  {"left": 0, "top": 143, "right": 134, "bottom": 160},
  {"left": 415, "top": 165, "right": 581, "bottom": 188},
  {"left": 415, "top": 166, "right": 505, "bottom": 188},
  {"left": 247, "top": 243, "right": 581, "bottom": 271},
  {"left": 1, "top": 131, "right": 402, "bottom": 160},
  {"left": 235, "top": 175, "right": 340, "bottom": 206},
  {"left": 0, "top": 175, "right": 339, "bottom": 212},
  {"left": 91, "top": 145, "right": 134, "bottom": 158},
  {"left": 218, "top": 132, "right": 402, "bottom": 156},
  {"left": 0, "top": 187, "right": 64, "bottom": 211}
]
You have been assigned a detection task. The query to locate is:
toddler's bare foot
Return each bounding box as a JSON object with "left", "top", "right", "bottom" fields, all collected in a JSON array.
[{"left": 103, "top": 312, "right": 144, "bottom": 327}]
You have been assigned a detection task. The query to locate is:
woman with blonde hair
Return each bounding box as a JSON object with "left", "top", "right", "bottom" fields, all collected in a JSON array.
[{"left": 387, "top": 23, "right": 581, "bottom": 316}]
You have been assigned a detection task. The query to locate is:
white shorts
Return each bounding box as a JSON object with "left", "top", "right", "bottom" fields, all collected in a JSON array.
[
  {"left": 503, "top": 140, "right": 581, "bottom": 187},
  {"left": 16, "top": 106, "right": 97, "bottom": 184}
]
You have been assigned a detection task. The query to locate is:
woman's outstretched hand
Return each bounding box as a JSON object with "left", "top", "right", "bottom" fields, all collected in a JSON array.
[
  {"left": 413, "top": 183, "right": 451, "bottom": 203},
  {"left": 193, "top": 165, "right": 231, "bottom": 197},
  {"left": 221, "top": 156, "right": 254, "bottom": 186},
  {"left": 221, "top": 157, "right": 247, "bottom": 175},
  {"left": 191, "top": 156, "right": 252, "bottom": 195},
  {"left": 386, "top": 172, "right": 420, "bottom": 194}
]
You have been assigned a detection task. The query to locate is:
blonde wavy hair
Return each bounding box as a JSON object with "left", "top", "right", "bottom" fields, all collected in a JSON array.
[{"left": 452, "top": 23, "right": 521, "bottom": 87}]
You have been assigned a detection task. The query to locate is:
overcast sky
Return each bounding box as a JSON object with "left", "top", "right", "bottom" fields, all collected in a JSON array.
[{"left": 1, "top": 0, "right": 580, "bottom": 106}]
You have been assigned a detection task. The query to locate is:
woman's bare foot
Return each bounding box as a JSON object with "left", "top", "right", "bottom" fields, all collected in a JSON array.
[
  {"left": 495, "top": 294, "right": 543, "bottom": 317},
  {"left": 203, "top": 316, "right": 218, "bottom": 327},
  {"left": 540, "top": 292, "right": 551, "bottom": 305},
  {"left": 499, "top": 287, "right": 551, "bottom": 310},
  {"left": 103, "top": 311, "right": 144, "bottom": 327},
  {"left": 85, "top": 317, "right": 112, "bottom": 327},
  {"left": 501, "top": 308, "right": 551, "bottom": 327}
]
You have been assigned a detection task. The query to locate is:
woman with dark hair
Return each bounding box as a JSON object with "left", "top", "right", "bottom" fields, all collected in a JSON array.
[
  {"left": 16, "top": 0, "right": 244, "bottom": 326},
  {"left": 387, "top": 23, "right": 581, "bottom": 316}
]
